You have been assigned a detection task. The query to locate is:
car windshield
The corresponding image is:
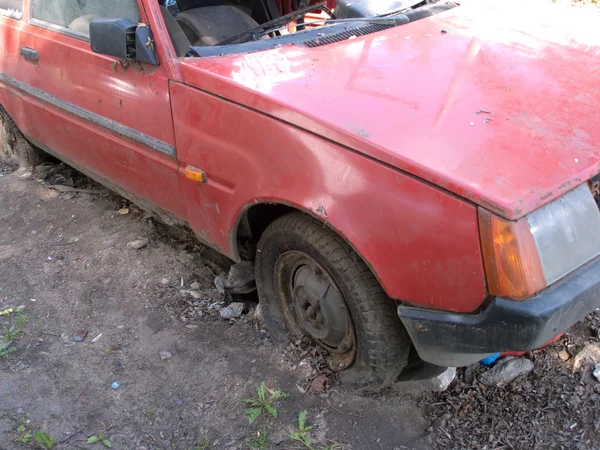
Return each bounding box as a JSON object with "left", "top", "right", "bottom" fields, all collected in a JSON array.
[{"left": 159, "top": 0, "right": 435, "bottom": 57}]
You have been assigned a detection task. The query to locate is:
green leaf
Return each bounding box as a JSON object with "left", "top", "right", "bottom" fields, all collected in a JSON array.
[
  {"left": 257, "top": 382, "right": 266, "bottom": 402},
  {"left": 102, "top": 439, "right": 112, "bottom": 448},
  {"left": 268, "top": 389, "right": 289, "bottom": 402},
  {"left": 264, "top": 404, "right": 277, "bottom": 418},
  {"left": 87, "top": 436, "right": 100, "bottom": 444},
  {"left": 298, "top": 410, "right": 308, "bottom": 430},
  {"left": 240, "top": 398, "right": 258, "bottom": 405},
  {"left": 243, "top": 407, "right": 262, "bottom": 424},
  {"left": 17, "top": 425, "right": 25, "bottom": 432}
]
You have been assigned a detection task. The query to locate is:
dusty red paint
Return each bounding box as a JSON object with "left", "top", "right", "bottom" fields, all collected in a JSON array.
[
  {"left": 172, "top": 82, "right": 486, "bottom": 312},
  {"left": 0, "top": 0, "right": 598, "bottom": 314},
  {"left": 180, "top": 0, "right": 600, "bottom": 221}
]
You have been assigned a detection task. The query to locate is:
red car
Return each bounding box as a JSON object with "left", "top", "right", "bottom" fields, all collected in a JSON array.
[{"left": 1, "top": 0, "right": 599, "bottom": 390}]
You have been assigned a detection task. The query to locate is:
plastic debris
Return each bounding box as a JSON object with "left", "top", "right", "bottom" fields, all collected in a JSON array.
[
  {"left": 480, "top": 353, "right": 501, "bottom": 366},
  {"left": 159, "top": 350, "right": 172, "bottom": 360},
  {"left": 308, "top": 376, "right": 329, "bottom": 394},
  {"left": 111, "top": 381, "right": 120, "bottom": 389},
  {"left": 219, "top": 302, "right": 245, "bottom": 320},
  {"left": 91, "top": 333, "right": 103, "bottom": 343}
]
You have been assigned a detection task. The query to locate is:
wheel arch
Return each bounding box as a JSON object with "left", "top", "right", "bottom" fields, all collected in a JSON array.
[{"left": 230, "top": 200, "right": 381, "bottom": 287}]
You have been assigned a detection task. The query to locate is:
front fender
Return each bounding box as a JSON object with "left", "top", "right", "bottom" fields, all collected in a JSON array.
[{"left": 171, "top": 82, "right": 486, "bottom": 313}]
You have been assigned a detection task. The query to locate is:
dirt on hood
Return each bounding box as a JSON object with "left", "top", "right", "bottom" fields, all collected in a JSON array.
[{"left": 182, "top": 0, "right": 600, "bottom": 219}]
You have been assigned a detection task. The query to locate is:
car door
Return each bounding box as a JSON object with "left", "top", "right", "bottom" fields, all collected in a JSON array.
[{"left": 11, "top": 0, "right": 186, "bottom": 220}]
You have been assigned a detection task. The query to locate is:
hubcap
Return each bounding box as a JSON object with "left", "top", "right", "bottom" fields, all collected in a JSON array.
[
  {"left": 292, "top": 265, "right": 348, "bottom": 348},
  {"left": 275, "top": 251, "right": 356, "bottom": 370}
]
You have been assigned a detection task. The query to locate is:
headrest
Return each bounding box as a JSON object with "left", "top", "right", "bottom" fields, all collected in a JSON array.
[{"left": 175, "top": 0, "right": 221, "bottom": 12}]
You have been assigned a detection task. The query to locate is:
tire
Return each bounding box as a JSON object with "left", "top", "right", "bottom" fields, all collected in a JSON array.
[
  {"left": 255, "top": 212, "right": 412, "bottom": 391},
  {"left": 0, "top": 105, "right": 44, "bottom": 171}
]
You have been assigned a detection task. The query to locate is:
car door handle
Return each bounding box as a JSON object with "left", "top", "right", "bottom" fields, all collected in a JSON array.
[{"left": 20, "top": 47, "right": 39, "bottom": 63}]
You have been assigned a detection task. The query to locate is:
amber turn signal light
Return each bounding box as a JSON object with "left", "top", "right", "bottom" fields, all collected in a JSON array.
[
  {"left": 479, "top": 209, "right": 546, "bottom": 300},
  {"left": 184, "top": 166, "right": 207, "bottom": 184}
]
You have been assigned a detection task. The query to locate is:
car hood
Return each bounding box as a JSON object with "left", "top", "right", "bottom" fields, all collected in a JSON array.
[{"left": 180, "top": 0, "right": 600, "bottom": 220}]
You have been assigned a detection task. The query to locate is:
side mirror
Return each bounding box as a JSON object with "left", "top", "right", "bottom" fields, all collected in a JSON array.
[{"left": 90, "top": 18, "right": 159, "bottom": 66}]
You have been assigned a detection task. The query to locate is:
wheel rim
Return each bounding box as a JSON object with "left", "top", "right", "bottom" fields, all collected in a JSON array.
[{"left": 274, "top": 251, "right": 356, "bottom": 370}]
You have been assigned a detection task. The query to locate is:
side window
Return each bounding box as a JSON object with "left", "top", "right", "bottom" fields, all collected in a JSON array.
[
  {"left": 30, "top": 0, "right": 141, "bottom": 39},
  {"left": 0, "top": 0, "right": 22, "bottom": 19}
]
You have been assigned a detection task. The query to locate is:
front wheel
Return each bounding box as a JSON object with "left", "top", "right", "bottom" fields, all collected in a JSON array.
[{"left": 255, "top": 212, "right": 412, "bottom": 391}]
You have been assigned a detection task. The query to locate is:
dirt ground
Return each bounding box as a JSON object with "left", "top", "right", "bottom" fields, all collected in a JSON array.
[
  {"left": 0, "top": 165, "right": 432, "bottom": 450},
  {"left": 3, "top": 158, "right": 600, "bottom": 450}
]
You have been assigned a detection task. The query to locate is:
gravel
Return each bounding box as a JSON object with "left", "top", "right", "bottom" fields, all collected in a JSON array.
[{"left": 420, "top": 312, "right": 600, "bottom": 449}]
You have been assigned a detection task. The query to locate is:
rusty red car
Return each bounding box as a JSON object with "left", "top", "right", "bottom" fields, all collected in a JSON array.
[{"left": 1, "top": 0, "right": 599, "bottom": 390}]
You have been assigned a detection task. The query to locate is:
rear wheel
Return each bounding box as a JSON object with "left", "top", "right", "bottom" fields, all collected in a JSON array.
[
  {"left": 0, "top": 105, "right": 44, "bottom": 172},
  {"left": 256, "top": 212, "right": 412, "bottom": 391}
]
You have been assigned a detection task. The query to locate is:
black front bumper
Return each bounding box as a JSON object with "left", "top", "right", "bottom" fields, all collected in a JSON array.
[{"left": 398, "top": 256, "right": 600, "bottom": 367}]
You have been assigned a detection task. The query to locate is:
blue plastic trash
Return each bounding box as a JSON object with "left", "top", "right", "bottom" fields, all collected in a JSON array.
[{"left": 480, "top": 353, "right": 501, "bottom": 366}]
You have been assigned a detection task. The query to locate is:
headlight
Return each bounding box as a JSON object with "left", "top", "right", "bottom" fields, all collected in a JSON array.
[{"left": 479, "top": 183, "right": 600, "bottom": 300}]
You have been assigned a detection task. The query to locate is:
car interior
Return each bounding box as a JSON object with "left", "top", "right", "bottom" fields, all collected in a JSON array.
[{"left": 158, "top": 0, "right": 281, "bottom": 56}]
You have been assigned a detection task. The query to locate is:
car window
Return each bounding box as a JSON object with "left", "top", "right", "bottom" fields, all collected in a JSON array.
[
  {"left": 0, "top": 0, "right": 22, "bottom": 19},
  {"left": 30, "top": 0, "right": 141, "bottom": 38}
]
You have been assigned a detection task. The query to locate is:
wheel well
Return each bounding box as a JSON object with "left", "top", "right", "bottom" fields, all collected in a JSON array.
[{"left": 235, "top": 203, "right": 297, "bottom": 260}]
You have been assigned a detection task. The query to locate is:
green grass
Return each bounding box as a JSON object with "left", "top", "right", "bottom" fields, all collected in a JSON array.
[
  {"left": 0, "top": 309, "right": 30, "bottom": 358},
  {"left": 241, "top": 382, "right": 289, "bottom": 424},
  {"left": 33, "top": 431, "right": 56, "bottom": 449}
]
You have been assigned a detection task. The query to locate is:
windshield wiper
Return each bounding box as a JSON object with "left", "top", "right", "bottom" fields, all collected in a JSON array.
[
  {"left": 217, "top": 1, "right": 333, "bottom": 46},
  {"left": 265, "top": 14, "right": 410, "bottom": 35}
]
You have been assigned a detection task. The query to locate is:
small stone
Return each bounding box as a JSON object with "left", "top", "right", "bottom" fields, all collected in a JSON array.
[
  {"left": 127, "top": 238, "right": 149, "bottom": 250},
  {"left": 593, "top": 363, "right": 600, "bottom": 382},
  {"left": 271, "top": 431, "right": 286, "bottom": 445},
  {"left": 190, "top": 281, "right": 201, "bottom": 290},
  {"left": 219, "top": 302, "right": 245, "bottom": 320},
  {"left": 215, "top": 262, "right": 256, "bottom": 295},
  {"left": 189, "top": 290, "right": 202, "bottom": 299},
  {"left": 16, "top": 305, "right": 26, "bottom": 312},
  {"left": 479, "top": 357, "right": 534, "bottom": 387},
  {"left": 558, "top": 350, "right": 570, "bottom": 361},
  {"left": 254, "top": 303, "right": 265, "bottom": 324},
  {"left": 160, "top": 277, "right": 170, "bottom": 286},
  {"left": 159, "top": 350, "right": 172, "bottom": 360},
  {"left": 572, "top": 343, "right": 600, "bottom": 372},
  {"left": 73, "top": 329, "right": 88, "bottom": 342},
  {"left": 464, "top": 365, "right": 476, "bottom": 384}
]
